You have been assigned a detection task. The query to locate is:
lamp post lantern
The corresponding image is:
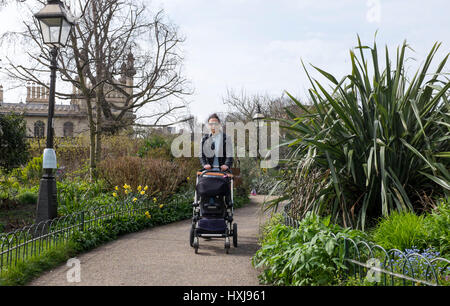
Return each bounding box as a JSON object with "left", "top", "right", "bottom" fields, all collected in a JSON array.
[
  {"left": 252, "top": 104, "right": 265, "bottom": 169},
  {"left": 34, "top": 0, "right": 74, "bottom": 224}
]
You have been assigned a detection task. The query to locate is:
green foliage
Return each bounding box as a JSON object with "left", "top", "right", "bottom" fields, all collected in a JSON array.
[
  {"left": 251, "top": 168, "right": 284, "bottom": 195},
  {"left": 16, "top": 191, "right": 38, "bottom": 205},
  {"left": 252, "top": 212, "right": 365, "bottom": 286},
  {"left": 0, "top": 174, "right": 20, "bottom": 204},
  {"left": 275, "top": 37, "right": 450, "bottom": 230},
  {"left": 56, "top": 178, "right": 111, "bottom": 215},
  {"left": 371, "top": 211, "right": 428, "bottom": 251},
  {"left": 16, "top": 156, "right": 44, "bottom": 185},
  {"left": 424, "top": 198, "right": 450, "bottom": 255},
  {"left": 0, "top": 113, "right": 31, "bottom": 173},
  {"left": 258, "top": 213, "right": 284, "bottom": 244},
  {"left": 137, "top": 134, "right": 172, "bottom": 159},
  {"left": 0, "top": 242, "right": 78, "bottom": 286}
]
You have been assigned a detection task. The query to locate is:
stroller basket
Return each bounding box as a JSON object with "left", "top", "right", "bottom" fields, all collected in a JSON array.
[{"left": 197, "top": 218, "right": 227, "bottom": 233}]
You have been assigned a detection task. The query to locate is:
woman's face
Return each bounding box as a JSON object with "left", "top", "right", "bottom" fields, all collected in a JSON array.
[{"left": 208, "top": 118, "right": 220, "bottom": 134}]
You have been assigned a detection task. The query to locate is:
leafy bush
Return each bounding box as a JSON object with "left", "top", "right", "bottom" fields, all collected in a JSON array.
[
  {"left": 56, "top": 178, "right": 111, "bottom": 215},
  {"left": 258, "top": 212, "right": 284, "bottom": 244},
  {"left": 273, "top": 37, "right": 450, "bottom": 229},
  {"left": 100, "top": 135, "right": 145, "bottom": 160},
  {"left": 251, "top": 168, "right": 284, "bottom": 195},
  {"left": 371, "top": 211, "right": 428, "bottom": 251},
  {"left": 16, "top": 156, "right": 44, "bottom": 185},
  {"left": 0, "top": 113, "right": 30, "bottom": 173},
  {"left": 137, "top": 134, "right": 173, "bottom": 159},
  {"left": 16, "top": 192, "right": 38, "bottom": 205},
  {"left": 97, "top": 156, "right": 191, "bottom": 200},
  {"left": 252, "top": 212, "right": 364, "bottom": 286},
  {"left": 424, "top": 198, "right": 450, "bottom": 255},
  {"left": 0, "top": 174, "right": 21, "bottom": 207}
]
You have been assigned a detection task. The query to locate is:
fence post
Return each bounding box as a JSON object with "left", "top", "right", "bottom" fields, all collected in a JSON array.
[{"left": 79, "top": 211, "right": 85, "bottom": 232}]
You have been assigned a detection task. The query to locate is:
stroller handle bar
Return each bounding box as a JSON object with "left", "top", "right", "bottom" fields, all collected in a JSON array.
[{"left": 197, "top": 168, "right": 234, "bottom": 178}]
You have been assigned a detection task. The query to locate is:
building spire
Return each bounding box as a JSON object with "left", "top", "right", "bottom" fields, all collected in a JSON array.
[{"left": 126, "top": 50, "right": 136, "bottom": 78}]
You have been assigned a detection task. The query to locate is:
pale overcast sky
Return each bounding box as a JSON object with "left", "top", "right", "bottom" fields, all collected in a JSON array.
[{"left": 1, "top": 0, "right": 449, "bottom": 123}]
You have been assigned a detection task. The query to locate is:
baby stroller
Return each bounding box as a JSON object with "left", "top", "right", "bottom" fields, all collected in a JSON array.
[{"left": 190, "top": 169, "right": 237, "bottom": 254}]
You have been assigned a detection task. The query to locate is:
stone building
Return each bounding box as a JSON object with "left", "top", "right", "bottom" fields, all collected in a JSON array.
[{"left": 0, "top": 52, "right": 136, "bottom": 138}]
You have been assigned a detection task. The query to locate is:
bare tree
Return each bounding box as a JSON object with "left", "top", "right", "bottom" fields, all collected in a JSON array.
[
  {"left": 3, "top": 0, "right": 192, "bottom": 179},
  {"left": 0, "top": 0, "right": 25, "bottom": 8},
  {"left": 223, "top": 88, "right": 295, "bottom": 123}
]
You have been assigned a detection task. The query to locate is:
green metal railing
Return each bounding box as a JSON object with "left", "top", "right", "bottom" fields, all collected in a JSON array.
[
  {"left": 0, "top": 199, "right": 163, "bottom": 276},
  {"left": 282, "top": 203, "right": 450, "bottom": 286}
]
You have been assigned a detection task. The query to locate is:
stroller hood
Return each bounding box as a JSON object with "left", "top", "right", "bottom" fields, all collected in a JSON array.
[{"left": 196, "top": 175, "right": 230, "bottom": 197}]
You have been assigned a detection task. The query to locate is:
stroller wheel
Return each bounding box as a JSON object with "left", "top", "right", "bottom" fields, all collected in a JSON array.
[
  {"left": 193, "top": 237, "right": 199, "bottom": 254},
  {"left": 189, "top": 224, "right": 195, "bottom": 247},
  {"left": 225, "top": 237, "right": 230, "bottom": 254},
  {"left": 233, "top": 223, "right": 238, "bottom": 247}
]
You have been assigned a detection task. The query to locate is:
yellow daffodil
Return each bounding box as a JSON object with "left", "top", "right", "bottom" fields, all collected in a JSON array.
[
  {"left": 115, "top": 186, "right": 119, "bottom": 191},
  {"left": 153, "top": 197, "right": 157, "bottom": 203},
  {"left": 140, "top": 190, "right": 145, "bottom": 195},
  {"left": 144, "top": 185, "right": 148, "bottom": 191},
  {"left": 132, "top": 197, "right": 137, "bottom": 202},
  {"left": 145, "top": 211, "right": 151, "bottom": 219},
  {"left": 186, "top": 177, "right": 190, "bottom": 181},
  {"left": 137, "top": 185, "right": 142, "bottom": 191},
  {"left": 159, "top": 204, "right": 164, "bottom": 209},
  {"left": 125, "top": 190, "right": 129, "bottom": 195},
  {"left": 112, "top": 192, "right": 117, "bottom": 197}
]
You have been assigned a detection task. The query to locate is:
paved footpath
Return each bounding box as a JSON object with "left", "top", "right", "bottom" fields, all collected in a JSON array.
[{"left": 29, "top": 195, "right": 273, "bottom": 286}]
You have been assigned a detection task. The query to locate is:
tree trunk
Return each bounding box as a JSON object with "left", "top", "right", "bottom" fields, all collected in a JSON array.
[
  {"left": 95, "top": 98, "right": 102, "bottom": 169},
  {"left": 85, "top": 97, "right": 96, "bottom": 181}
]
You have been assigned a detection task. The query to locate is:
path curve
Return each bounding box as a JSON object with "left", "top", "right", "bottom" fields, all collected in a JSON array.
[{"left": 29, "top": 195, "right": 271, "bottom": 286}]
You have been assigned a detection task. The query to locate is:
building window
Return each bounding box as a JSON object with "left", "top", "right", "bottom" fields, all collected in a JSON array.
[
  {"left": 63, "top": 122, "right": 74, "bottom": 137},
  {"left": 34, "top": 121, "right": 45, "bottom": 138}
]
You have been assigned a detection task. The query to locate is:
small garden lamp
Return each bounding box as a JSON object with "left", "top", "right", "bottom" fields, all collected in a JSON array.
[{"left": 34, "top": 0, "right": 75, "bottom": 224}]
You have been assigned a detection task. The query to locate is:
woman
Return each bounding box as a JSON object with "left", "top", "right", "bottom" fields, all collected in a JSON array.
[{"left": 199, "top": 113, "right": 233, "bottom": 172}]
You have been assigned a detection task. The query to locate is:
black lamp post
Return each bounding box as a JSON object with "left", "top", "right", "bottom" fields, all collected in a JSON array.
[
  {"left": 34, "top": 0, "right": 74, "bottom": 224},
  {"left": 252, "top": 104, "right": 265, "bottom": 169}
]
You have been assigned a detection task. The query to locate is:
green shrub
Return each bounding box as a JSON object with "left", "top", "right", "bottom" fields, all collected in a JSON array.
[
  {"left": 16, "top": 192, "right": 38, "bottom": 205},
  {"left": 56, "top": 178, "right": 110, "bottom": 215},
  {"left": 252, "top": 212, "right": 364, "bottom": 286},
  {"left": 258, "top": 213, "right": 284, "bottom": 244},
  {"left": 0, "top": 175, "right": 20, "bottom": 204},
  {"left": 17, "top": 156, "right": 44, "bottom": 185},
  {"left": 424, "top": 198, "right": 450, "bottom": 255},
  {"left": 97, "top": 156, "right": 191, "bottom": 200},
  {"left": 251, "top": 169, "right": 284, "bottom": 195},
  {"left": 137, "top": 134, "right": 172, "bottom": 159},
  {"left": 0, "top": 113, "right": 31, "bottom": 173},
  {"left": 273, "top": 37, "right": 450, "bottom": 230},
  {"left": 371, "top": 211, "right": 428, "bottom": 251}
]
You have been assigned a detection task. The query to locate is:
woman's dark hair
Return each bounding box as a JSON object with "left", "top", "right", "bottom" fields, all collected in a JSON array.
[{"left": 207, "top": 113, "right": 221, "bottom": 123}]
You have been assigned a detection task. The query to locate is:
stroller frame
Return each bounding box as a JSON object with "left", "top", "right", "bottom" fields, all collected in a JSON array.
[{"left": 190, "top": 169, "right": 237, "bottom": 254}]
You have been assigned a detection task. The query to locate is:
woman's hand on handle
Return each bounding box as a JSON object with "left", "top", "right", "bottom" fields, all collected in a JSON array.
[
  {"left": 204, "top": 164, "right": 211, "bottom": 170},
  {"left": 220, "top": 165, "right": 229, "bottom": 172}
]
